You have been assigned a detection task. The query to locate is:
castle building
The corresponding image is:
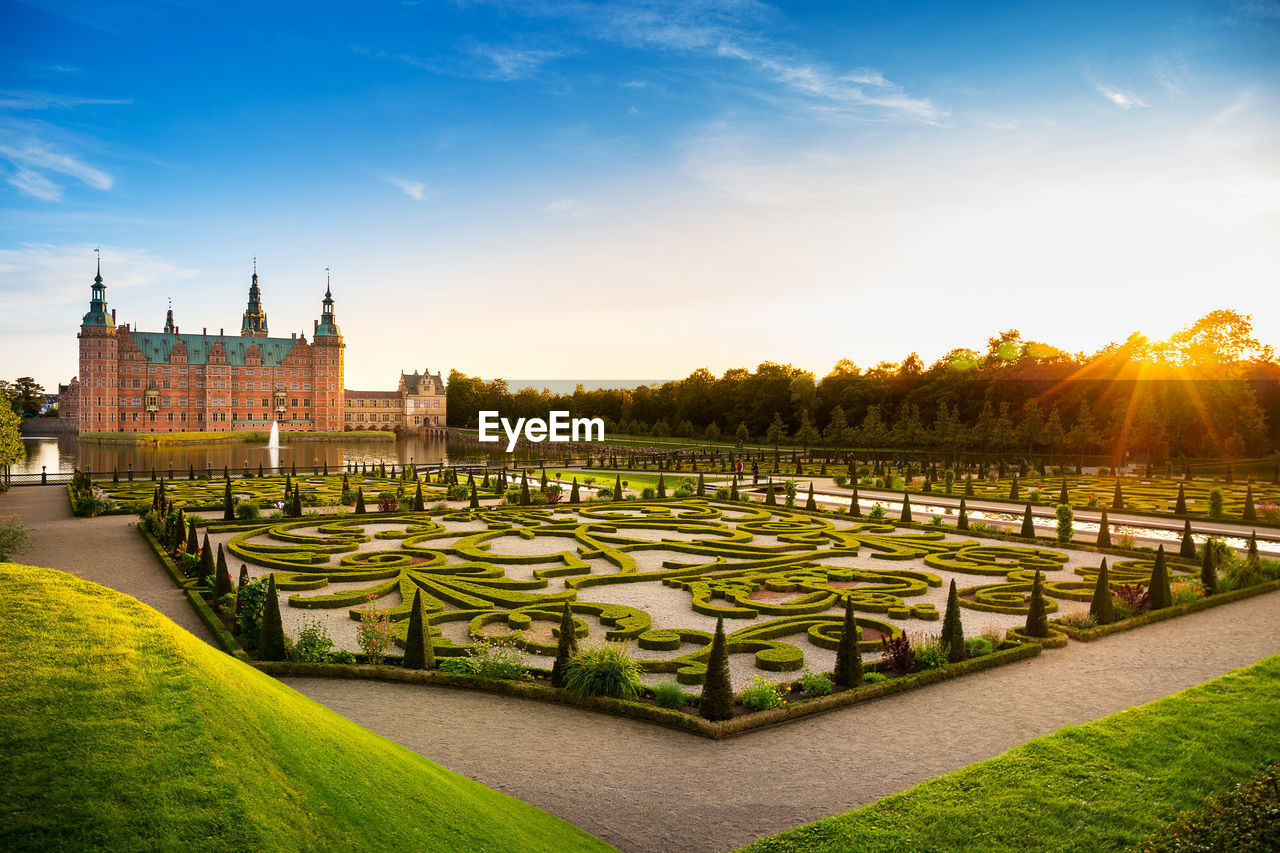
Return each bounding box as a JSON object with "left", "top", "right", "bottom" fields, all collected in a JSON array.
[
  {"left": 67, "top": 260, "right": 345, "bottom": 433},
  {"left": 344, "top": 370, "right": 447, "bottom": 431}
]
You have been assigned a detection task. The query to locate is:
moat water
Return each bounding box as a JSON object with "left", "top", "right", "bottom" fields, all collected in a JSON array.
[{"left": 15, "top": 434, "right": 518, "bottom": 476}]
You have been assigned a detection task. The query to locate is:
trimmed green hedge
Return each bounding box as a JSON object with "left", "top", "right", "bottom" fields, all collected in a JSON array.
[{"left": 1053, "top": 579, "right": 1280, "bottom": 642}]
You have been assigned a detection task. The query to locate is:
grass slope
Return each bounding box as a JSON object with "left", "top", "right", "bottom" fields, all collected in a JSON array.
[
  {"left": 0, "top": 563, "right": 613, "bottom": 853},
  {"left": 741, "top": 655, "right": 1280, "bottom": 853}
]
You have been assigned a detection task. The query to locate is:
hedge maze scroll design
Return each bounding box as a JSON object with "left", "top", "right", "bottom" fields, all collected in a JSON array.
[{"left": 209, "top": 498, "right": 1196, "bottom": 681}]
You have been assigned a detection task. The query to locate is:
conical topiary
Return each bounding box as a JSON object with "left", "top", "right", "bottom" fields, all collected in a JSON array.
[
  {"left": 957, "top": 497, "right": 969, "bottom": 530},
  {"left": 1175, "top": 483, "right": 1187, "bottom": 515},
  {"left": 657, "top": 472, "right": 666, "bottom": 499},
  {"left": 550, "top": 602, "right": 577, "bottom": 688},
  {"left": 1112, "top": 480, "right": 1124, "bottom": 510},
  {"left": 1200, "top": 543, "right": 1218, "bottom": 596},
  {"left": 214, "top": 543, "right": 233, "bottom": 599},
  {"left": 697, "top": 473, "right": 705, "bottom": 497},
  {"left": 413, "top": 481, "right": 425, "bottom": 512},
  {"left": 699, "top": 617, "right": 733, "bottom": 721},
  {"left": 765, "top": 478, "right": 777, "bottom": 506},
  {"left": 1242, "top": 485, "right": 1256, "bottom": 521},
  {"left": 570, "top": 478, "right": 580, "bottom": 504},
  {"left": 832, "top": 597, "right": 862, "bottom": 687},
  {"left": 235, "top": 565, "right": 249, "bottom": 617},
  {"left": 520, "top": 472, "right": 531, "bottom": 506},
  {"left": 1059, "top": 479, "right": 1069, "bottom": 505},
  {"left": 900, "top": 492, "right": 912, "bottom": 523},
  {"left": 403, "top": 588, "right": 434, "bottom": 670},
  {"left": 1020, "top": 504, "right": 1035, "bottom": 539},
  {"left": 805, "top": 482, "right": 817, "bottom": 511},
  {"left": 941, "top": 579, "right": 966, "bottom": 662},
  {"left": 1025, "top": 570, "right": 1048, "bottom": 638},
  {"left": 849, "top": 487, "right": 860, "bottom": 517},
  {"left": 730, "top": 477, "right": 739, "bottom": 502},
  {"left": 355, "top": 487, "right": 366, "bottom": 514},
  {"left": 1247, "top": 530, "right": 1261, "bottom": 575},
  {"left": 1089, "top": 559, "right": 1114, "bottom": 625},
  {"left": 223, "top": 479, "right": 235, "bottom": 520},
  {"left": 1179, "top": 519, "right": 1196, "bottom": 560},
  {"left": 1009, "top": 477, "right": 1020, "bottom": 501},
  {"left": 258, "top": 574, "right": 286, "bottom": 660},
  {"left": 1097, "top": 508, "right": 1112, "bottom": 547},
  {"left": 1148, "top": 545, "right": 1172, "bottom": 610},
  {"left": 197, "top": 532, "right": 215, "bottom": 585},
  {"left": 613, "top": 473, "right": 623, "bottom": 502},
  {"left": 186, "top": 518, "right": 200, "bottom": 558}
]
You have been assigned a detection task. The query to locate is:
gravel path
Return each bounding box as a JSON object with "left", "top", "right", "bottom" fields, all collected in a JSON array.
[
  {"left": 283, "top": 592, "right": 1280, "bottom": 853},
  {"left": 0, "top": 485, "right": 215, "bottom": 645},
  {"left": 5, "top": 484, "right": 1279, "bottom": 852}
]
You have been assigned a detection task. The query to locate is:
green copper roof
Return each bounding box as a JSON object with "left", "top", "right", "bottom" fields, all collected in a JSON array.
[{"left": 129, "top": 331, "right": 304, "bottom": 366}]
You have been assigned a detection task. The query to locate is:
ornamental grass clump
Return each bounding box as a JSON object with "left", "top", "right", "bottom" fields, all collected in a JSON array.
[
  {"left": 652, "top": 681, "right": 692, "bottom": 709},
  {"left": 799, "top": 667, "right": 834, "bottom": 697},
  {"left": 562, "top": 642, "right": 641, "bottom": 701}
]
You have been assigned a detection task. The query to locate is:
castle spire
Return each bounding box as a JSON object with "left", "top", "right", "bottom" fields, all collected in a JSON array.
[
  {"left": 315, "top": 269, "right": 340, "bottom": 338},
  {"left": 164, "top": 298, "right": 175, "bottom": 334},
  {"left": 241, "top": 262, "right": 268, "bottom": 337},
  {"left": 82, "top": 250, "right": 109, "bottom": 326}
]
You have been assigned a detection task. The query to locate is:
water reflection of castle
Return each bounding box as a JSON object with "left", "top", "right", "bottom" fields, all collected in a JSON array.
[{"left": 65, "top": 258, "right": 446, "bottom": 434}]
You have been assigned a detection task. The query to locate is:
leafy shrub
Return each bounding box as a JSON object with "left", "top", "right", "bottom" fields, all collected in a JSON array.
[
  {"left": 880, "top": 635, "right": 915, "bottom": 676},
  {"left": 673, "top": 486, "right": 692, "bottom": 498},
  {"left": 436, "top": 656, "right": 472, "bottom": 675},
  {"left": 862, "top": 672, "right": 887, "bottom": 684},
  {"left": 1136, "top": 762, "right": 1280, "bottom": 853},
  {"left": 1208, "top": 487, "right": 1224, "bottom": 518},
  {"left": 964, "top": 637, "right": 993, "bottom": 657},
  {"left": 1171, "top": 578, "right": 1206, "bottom": 606},
  {"left": 236, "top": 501, "right": 260, "bottom": 520},
  {"left": 235, "top": 577, "right": 270, "bottom": 647},
  {"left": 467, "top": 635, "right": 531, "bottom": 680},
  {"left": 356, "top": 594, "right": 395, "bottom": 666},
  {"left": 448, "top": 484, "right": 469, "bottom": 501},
  {"left": 1114, "top": 583, "right": 1151, "bottom": 615},
  {"left": 73, "top": 494, "right": 110, "bottom": 517},
  {"left": 327, "top": 649, "right": 356, "bottom": 664},
  {"left": 739, "top": 674, "right": 786, "bottom": 711},
  {"left": 832, "top": 474, "right": 848, "bottom": 488},
  {"left": 653, "top": 681, "right": 692, "bottom": 709},
  {"left": 641, "top": 487, "right": 657, "bottom": 500},
  {"left": 799, "top": 667, "right": 834, "bottom": 697},
  {"left": 1055, "top": 503, "right": 1074, "bottom": 544},
  {"left": 0, "top": 516, "right": 34, "bottom": 562},
  {"left": 289, "top": 618, "right": 335, "bottom": 663},
  {"left": 868, "top": 503, "right": 887, "bottom": 520},
  {"left": 377, "top": 492, "right": 399, "bottom": 512},
  {"left": 562, "top": 642, "right": 641, "bottom": 700},
  {"left": 714, "top": 486, "right": 731, "bottom": 500}
]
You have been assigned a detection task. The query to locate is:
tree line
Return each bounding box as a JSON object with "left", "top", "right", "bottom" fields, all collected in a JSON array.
[{"left": 445, "top": 311, "right": 1279, "bottom": 462}]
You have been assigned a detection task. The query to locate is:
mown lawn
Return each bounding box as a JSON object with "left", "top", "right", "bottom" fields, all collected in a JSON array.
[
  {"left": 0, "top": 563, "right": 613, "bottom": 853},
  {"left": 740, "top": 654, "right": 1280, "bottom": 853}
]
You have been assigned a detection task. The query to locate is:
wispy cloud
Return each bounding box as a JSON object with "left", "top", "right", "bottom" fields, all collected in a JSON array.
[
  {"left": 545, "top": 197, "right": 591, "bottom": 218},
  {"left": 1151, "top": 56, "right": 1190, "bottom": 96},
  {"left": 383, "top": 175, "right": 428, "bottom": 201},
  {"left": 0, "top": 91, "right": 132, "bottom": 111},
  {"left": 0, "top": 125, "right": 114, "bottom": 201},
  {"left": 0, "top": 243, "right": 198, "bottom": 312},
  {"left": 467, "top": 44, "right": 565, "bottom": 81},
  {"left": 1096, "top": 85, "right": 1149, "bottom": 109}
]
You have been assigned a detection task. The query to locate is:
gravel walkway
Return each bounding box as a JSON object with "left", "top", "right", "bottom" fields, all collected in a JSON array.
[
  {"left": 0, "top": 485, "right": 215, "bottom": 645},
  {"left": 5, "top": 485, "right": 1279, "bottom": 852},
  {"left": 283, "top": 592, "right": 1280, "bottom": 853}
]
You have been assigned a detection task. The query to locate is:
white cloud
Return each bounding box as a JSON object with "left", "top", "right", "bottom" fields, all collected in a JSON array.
[
  {"left": 0, "top": 244, "right": 199, "bottom": 311},
  {"left": 0, "top": 91, "right": 132, "bottom": 110},
  {"left": 383, "top": 176, "right": 428, "bottom": 201},
  {"left": 468, "top": 44, "right": 565, "bottom": 81},
  {"left": 545, "top": 197, "right": 591, "bottom": 217},
  {"left": 0, "top": 132, "right": 114, "bottom": 200},
  {"left": 1096, "top": 85, "right": 1149, "bottom": 109}
]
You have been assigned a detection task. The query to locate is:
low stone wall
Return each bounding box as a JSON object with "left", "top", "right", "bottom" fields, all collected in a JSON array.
[{"left": 19, "top": 418, "right": 76, "bottom": 435}]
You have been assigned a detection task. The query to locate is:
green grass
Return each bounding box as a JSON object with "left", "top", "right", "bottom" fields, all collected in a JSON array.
[
  {"left": 739, "top": 655, "right": 1280, "bottom": 853},
  {"left": 0, "top": 563, "right": 613, "bottom": 853}
]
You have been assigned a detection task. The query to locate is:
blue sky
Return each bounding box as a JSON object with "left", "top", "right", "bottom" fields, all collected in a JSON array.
[{"left": 2, "top": 0, "right": 1278, "bottom": 390}]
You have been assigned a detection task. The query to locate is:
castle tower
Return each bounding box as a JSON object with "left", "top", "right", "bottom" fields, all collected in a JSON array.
[
  {"left": 240, "top": 262, "right": 268, "bottom": 337},
  {"left": 76, "top": 253, "right": 120, "bottom": 432},
  {"left": 163, "top": 301, "right": 176, "bottom": 335},
  {"left": 311, "top": 269, "right": 345, "bottom": 431}
]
